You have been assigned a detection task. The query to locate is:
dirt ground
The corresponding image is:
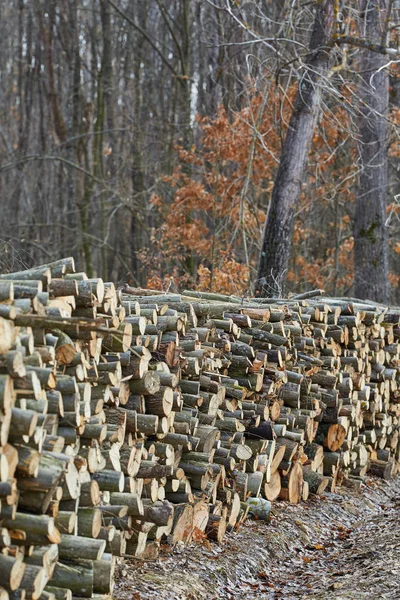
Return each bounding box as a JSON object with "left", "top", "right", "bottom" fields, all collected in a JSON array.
[{"left": 114, "top": 477, "right": 400, "bottom": 600}]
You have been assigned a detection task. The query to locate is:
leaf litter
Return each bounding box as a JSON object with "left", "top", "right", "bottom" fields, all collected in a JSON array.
[{"left": 114, "top": 476, "right": 400, "bottom": 599}]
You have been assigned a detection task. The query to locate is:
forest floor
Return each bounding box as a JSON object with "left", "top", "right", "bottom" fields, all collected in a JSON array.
[{"left": 114, "top": 476, "right": 400, "bottom": 600}]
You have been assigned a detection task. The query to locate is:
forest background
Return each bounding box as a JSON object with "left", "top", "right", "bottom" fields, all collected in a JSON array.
[{"left": 0, "top": 0, "right": 399, "bottom": 301}]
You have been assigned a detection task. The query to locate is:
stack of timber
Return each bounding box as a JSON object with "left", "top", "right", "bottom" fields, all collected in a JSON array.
[{"left": 0, "top": 261, "right": 399, "bottom": 598}]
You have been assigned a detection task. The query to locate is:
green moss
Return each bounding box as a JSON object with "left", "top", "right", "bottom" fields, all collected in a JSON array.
[{"left": 359, "top": 222, "right": 377, "bottom": 243}]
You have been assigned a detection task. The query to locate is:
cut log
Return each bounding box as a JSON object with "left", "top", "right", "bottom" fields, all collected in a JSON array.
[
  {"left": 263, "top": 470, "right": 281, "bottom": 502},
  {"left": 0, "top": 555, "right": 26, "bottom": 591},
  {"left": 302, "top": 467, "right": 330, "bottom": 495},
  {"left": 315, "top": 423, "right": 346, "bottom": 452},
  {"left": 172, "top": 504, "right": 194, "bottom": 544},
  {"left": 279, "top": 462, "right": 303, "bottom": 504},
  {"left": 58, "top": 535, "right": 106, "bottom": 560},
  {"left": 369, "top": 459, "right": 395, "bottom": 480},
  {"left": 48, "top": 562, "right": 93, "bottom": 598}
]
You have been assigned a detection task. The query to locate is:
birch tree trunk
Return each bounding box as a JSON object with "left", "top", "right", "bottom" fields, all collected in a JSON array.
[
  {"left": 354, "top": 0, "right": 389, "bottom": 303},
  {"left": 256, "top": 1, "right": 334, "bottom": 297}
]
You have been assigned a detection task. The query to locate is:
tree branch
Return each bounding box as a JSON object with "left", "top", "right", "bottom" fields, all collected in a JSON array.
[
  {"left": 333, "top": 34, "right": 400, "bottom": 55},
  {"left": 0, "top": 154, "right": 103, "bottom": 184},
  {"left": 106, "top": 0, "right": 179, "bottom": 78}
]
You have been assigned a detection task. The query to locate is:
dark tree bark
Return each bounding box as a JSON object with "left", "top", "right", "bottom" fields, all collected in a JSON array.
[
  {"left": 256, "top": 1, "right": 334, "bottom": 297},
  {"left": 354, "top": 0, "right": 389, "bottom": 303},
  {"left": 130, "top": 1, "right": 147, "bottom": 287}
]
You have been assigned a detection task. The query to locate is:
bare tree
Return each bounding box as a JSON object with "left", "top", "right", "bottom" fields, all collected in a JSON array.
[
  {"left": 354, "top": 0, "right": 390, "bottom": 302},
  {"left": 256, "top": 1, "right": 334, "bottom": 296}
]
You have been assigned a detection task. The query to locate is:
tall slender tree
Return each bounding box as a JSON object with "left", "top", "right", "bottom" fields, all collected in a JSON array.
[
  {"left": 256, "top": 1, "right": 334, "bottom": 297},
  {"left": 354, "top": 0, "right": 390, "bottom": 302}
]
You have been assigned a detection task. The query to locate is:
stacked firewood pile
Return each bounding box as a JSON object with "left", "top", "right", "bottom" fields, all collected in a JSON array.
[{"left": 0, "top": 258, "right": 399, "bottom": 599}]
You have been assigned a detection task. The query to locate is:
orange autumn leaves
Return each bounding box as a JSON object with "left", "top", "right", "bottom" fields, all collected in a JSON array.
[
  {"left": 147, "top": 94, "right": 277, "bottom": 294},
  {"left": 143, "top": 86, "right": 399, "bottom": 295}
]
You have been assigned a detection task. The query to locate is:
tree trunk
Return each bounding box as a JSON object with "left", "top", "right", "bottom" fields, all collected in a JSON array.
[
  {"left": 256, "top": 1, "right": 334, "bottom": 296},
  {"left": 354, "top": 0, "right": 389, "bottom": 302}
]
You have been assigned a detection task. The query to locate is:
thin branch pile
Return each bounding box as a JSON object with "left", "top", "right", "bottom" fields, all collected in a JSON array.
[{"left": 0, "top": 258, "right": 399, "bottom": 599}]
